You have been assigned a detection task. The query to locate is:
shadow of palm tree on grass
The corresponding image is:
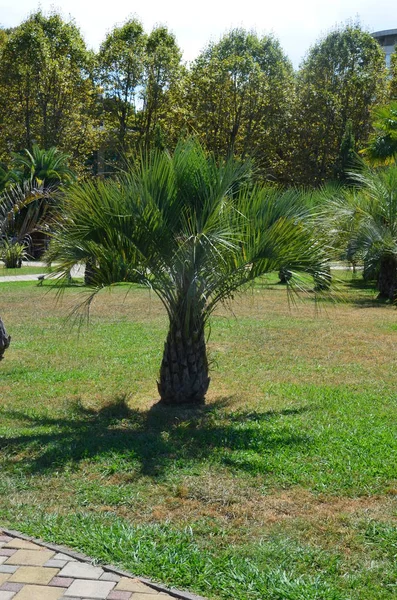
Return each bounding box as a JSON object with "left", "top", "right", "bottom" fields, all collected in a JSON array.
[{"left": 0, "top": 397, "right": 311, "bottom": 478}]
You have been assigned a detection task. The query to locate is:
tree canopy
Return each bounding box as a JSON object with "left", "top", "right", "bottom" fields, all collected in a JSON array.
[
  {"left": 290, "top": 23, "right": 387, "bottom": 185},
  {"left": 181, "top": 29, "right": 294, "bottom": 180},
  {"left": 0, "top": 11, "right": 99, "bottom": 172},
  {"left": 0, "top": 13, "right": 392, "bottom": 187}
]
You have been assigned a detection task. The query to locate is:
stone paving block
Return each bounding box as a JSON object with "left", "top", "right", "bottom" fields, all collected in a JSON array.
[
  {"left": 48, "top": 576, "right": 75, "bottom": 588},
  {"left": 99, "top": 573, "right": 120, "bottom": 582},
  {"left": 0, "top": 567, "right": 18, "bottom": 574},
  {"left": 0, "top": 577, "right": 9, "bottom": 587},
  {"left": 64, "top": 579, "right": 115, "bottom": 598},
  {"left": 115, "top": 578, "right": 155, "bottom": 593},
  {"left": 127, "top": 594, "right": 167, "bottom": 600},
  {"left": 58, "top": 562, "right": 104, "bottom": 580},
  {"left": 0, "top": 592, "right": 15, "bottom": 600},
  {"left": 0, "top": 560, "right": 6, "bottom": 566},
  {"left": 0, "top": 551, "right": 16, "bottom": 557},
  {"left": 13, "top": 584, "right": 64, "bottom": 599},
  {"left": 107, "top": 591, "right": 132, "bottom": 600},
  {"left": 5, "top": 549, "right": 55, "bottom": 566},
  {"left": 54, "top": 553, "right": 77, "bottom": 562},
  {"left": 9, "top": 566, "right": 60, "bottom": 585},
  {"left": 45, "top": 560, "right": 68, "bottom": 568},
  {"left": 3, "top": 539, "right": 43, "bottom": 551},
  {"left": 0, "top": 538, "right": 12, "bottom": 544},
  {"left": 0, "top": 583, "right": 23, "bottom": 592}
]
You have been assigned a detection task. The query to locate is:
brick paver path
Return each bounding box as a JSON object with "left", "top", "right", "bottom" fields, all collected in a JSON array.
[{"left": 0, "top": 531, "right": 194, "bottom": 600}]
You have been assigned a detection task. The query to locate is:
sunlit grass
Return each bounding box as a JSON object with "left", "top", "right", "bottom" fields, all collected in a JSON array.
[
  {"left": 0, "top": 272, "right": 396, "bottom": 599},
  {"left": 0, "top": 264, "right": 47, "bottom": 276}
]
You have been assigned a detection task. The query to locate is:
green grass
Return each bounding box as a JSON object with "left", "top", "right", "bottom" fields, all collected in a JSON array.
[
  {"left": 0, "top": 264, "right": 47, "bottom": 276},
  {"left": 0, "top": 274, "right": 396, "bottom": 599}
]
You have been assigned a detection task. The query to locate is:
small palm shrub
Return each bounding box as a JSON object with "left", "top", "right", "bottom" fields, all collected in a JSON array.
[{"left": 1, "top": 239, "right": 28, "bottom": 268}]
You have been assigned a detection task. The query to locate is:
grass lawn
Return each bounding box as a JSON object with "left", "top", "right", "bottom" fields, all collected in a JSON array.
[
  {"left": 0, "top": 264, "right": 47, "bottom": 276},
  {"left": 0, "top": 272, "right": 396, "bottom": 599}
]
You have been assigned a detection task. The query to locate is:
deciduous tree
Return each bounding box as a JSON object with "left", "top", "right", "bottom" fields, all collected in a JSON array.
[
  {"left": 181, "top": 29, "right": 294, "bottom": 180},
  {"left": 291, "top": 23, "right": 387, "bottom": 185},
  {"left": 97, "top": 18, "right": 146, "bottom": 156},
  {"left": 0, "top": 11, "right": 99, "bottom": 173}
]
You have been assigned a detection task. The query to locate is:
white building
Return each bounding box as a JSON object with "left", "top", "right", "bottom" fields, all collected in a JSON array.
[{"left": 372, "top": 29, "right": 397, "bottom": 68}]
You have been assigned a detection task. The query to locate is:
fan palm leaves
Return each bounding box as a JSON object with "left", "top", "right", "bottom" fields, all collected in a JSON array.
[
  {"left": 0, "top": 181, "right": 53, "bottom": 262},
  {"left": 9, "top": 145, "right": 76, "bottom": 188},
  {"left": 48, "top": 139, "right": 330, "bottom": 405},
  {"left": 364, "top": 102, "right": 397, "bottom": 165},
  {"left": 323, "top": 165, "right": 397, "bottom": 300}
]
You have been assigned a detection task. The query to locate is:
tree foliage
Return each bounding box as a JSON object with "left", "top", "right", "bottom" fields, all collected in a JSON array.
[
  {"left": 0, "top": 11, "right": 100, "bottom": 172},
  {"left": 180, "top": 29, "right": 294, "bottom": 180},
  {"left": 97, "top": 19, "right": 182, "bottom": 162},
  {"left": 291, "top": 23, "right": 387, "bottom": 185},
  {"left": 390, "top": 49, "right": 397, "bottom": 100}
]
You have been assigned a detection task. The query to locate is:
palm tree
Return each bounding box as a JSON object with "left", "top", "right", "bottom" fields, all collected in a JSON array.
[
  {"left": 0, "top": 181, "right": 53, "bottom": 265},
  {"left": 2, "top": 146, "right": 74, "bottom": 258},
  {"left": 324, "top": 165, "right": 397, "bottom": 301},
  {"left": 9, "top": 145, "right": 76, "bottom": 188},
  {"left": 48, "top": 139, "right": 329, "bottom": 405}
]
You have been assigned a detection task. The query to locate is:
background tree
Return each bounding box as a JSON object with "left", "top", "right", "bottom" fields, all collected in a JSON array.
[
  {"left": 0, "top": 147, "right": 75, "bottom": 259},
  {"left": 0, "top": 11, "right": 99, "bottom": 173},
  {"left": 48, "top": 139, "right": 330, "bottom": 406},
  {"left": 181, "top": 29, "right": 294, "bottom": 180},
  {"left": 290, "top": 23, "right": 387, "bottom": 185},
  {"left": 97, "top": 18, "right": 146, "bottom": 160},
  {"left": 333, "top": 119, "right": 359, "bottom": 181},
  {"left": 140, "top": 26, "right": 182, "bottom": 152},
  {"left": 390, "top": 49, "right": 397, "bottom": 100},
  {"left": 0, "top": 180, "right": 54, "bottom": 261},
  {"left": 97, "top": 21, "right": 182, "bottom": 165}
]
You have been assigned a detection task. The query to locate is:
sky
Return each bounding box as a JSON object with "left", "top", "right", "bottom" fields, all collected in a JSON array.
[{"left": 0, "top": 0, "right": 396, "bottom": 68}]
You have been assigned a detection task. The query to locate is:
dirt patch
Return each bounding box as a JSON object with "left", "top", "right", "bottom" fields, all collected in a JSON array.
[{"left": 112, "top": 480, "right": 397, "bottom": 532}]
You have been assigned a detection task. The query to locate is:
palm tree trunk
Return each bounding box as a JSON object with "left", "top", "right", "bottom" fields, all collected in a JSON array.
[
  {"left": 157, "top": 320, "right": 210, "bottom": 405},
  {"left": 0, "top": 317, "right": 11, "bottom": 360},
  {"left": 377, "top": 255, "right": 397, "bottom": 301}
]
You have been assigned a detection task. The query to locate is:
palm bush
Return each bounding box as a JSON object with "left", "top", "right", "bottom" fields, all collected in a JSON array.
[
  {"left": 364, "top": 102, "right": 397, "bottom": 165},
  {"left": 0, "top": 181, "right": 53, "bottom": 260},
  {"left": 0, "top": 239, "right": 28, "bottom": 268},
  {"left": 9, "top": 145, "right": 76, "bottom": 188},
  {"left": 48, "top": 139, "right": 330, "bottom": 405},
  {"left": 324, "top": 165, "right": 397, "bottom": 300}
]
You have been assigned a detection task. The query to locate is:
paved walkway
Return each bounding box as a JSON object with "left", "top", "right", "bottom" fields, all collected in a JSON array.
[
  {"left": 0, "top": 274, "right": 47, "bottom": 282},
  {"left": 0, "top": 530, "right": 203, "bottom": 600},
  {"left": 0, "top": 263, "right": 84, "bottom": 283}
]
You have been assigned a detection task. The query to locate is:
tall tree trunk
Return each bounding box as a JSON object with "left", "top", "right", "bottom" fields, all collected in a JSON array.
[
  {"left": 0, "top": 317, "right": 11, "bottom": 360},
  {"left": 377, "top": 255, "right": 397, "bottom": 301},
  {"left": 157, "top": 319, "right": 210, "bottom": 405}
]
